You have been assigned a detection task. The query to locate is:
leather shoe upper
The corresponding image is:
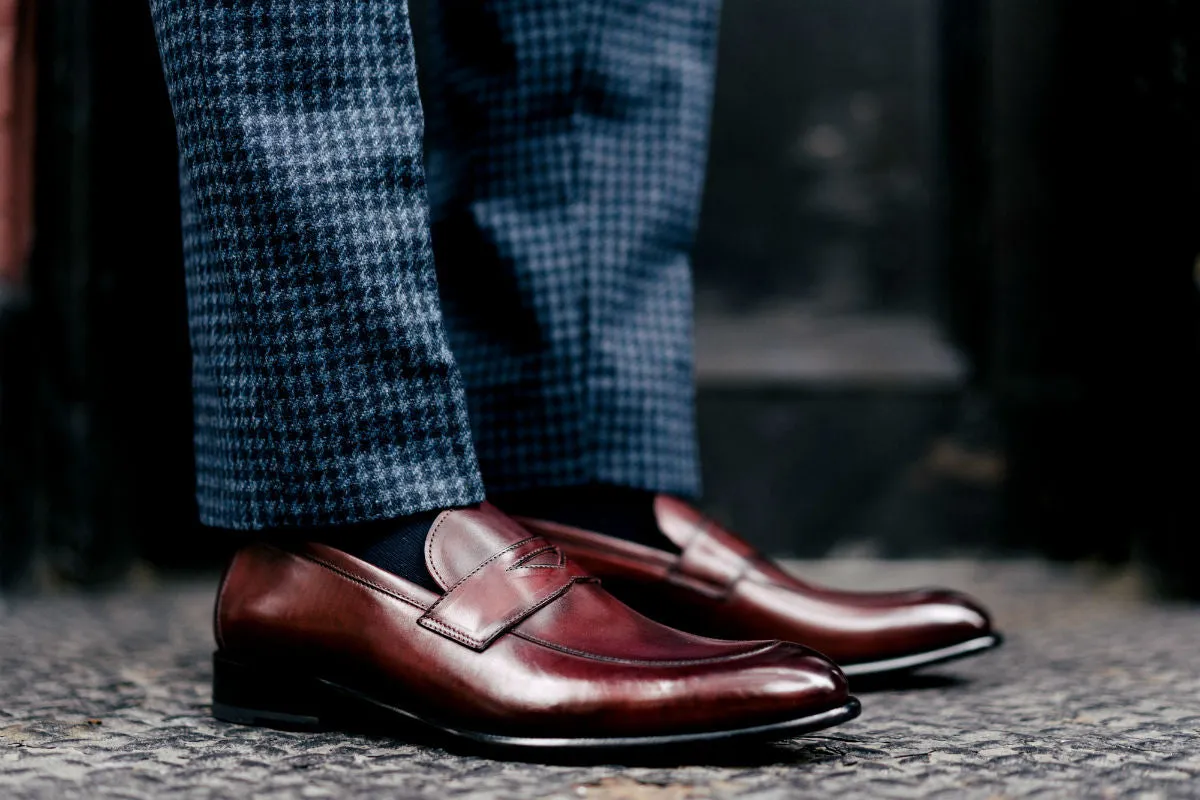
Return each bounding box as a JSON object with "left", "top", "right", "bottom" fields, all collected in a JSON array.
[
  {"left": 517, "top": 496, "right": 995, "bottom": 667},
  {"left": 216, "top": 503, "right": 850, "bottom": 738}
]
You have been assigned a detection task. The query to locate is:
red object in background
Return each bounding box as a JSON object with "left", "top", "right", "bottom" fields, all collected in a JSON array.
[{"left": 0, "top": 0, "right": 34, "bottom": 286}]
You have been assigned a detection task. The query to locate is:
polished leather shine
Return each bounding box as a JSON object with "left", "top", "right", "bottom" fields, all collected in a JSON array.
[
  {"left": 214, "top": 503, "right": 854, "bottom": 742},
  {"left": 517, "top": 496, "right": 998, "bottom": 674}
]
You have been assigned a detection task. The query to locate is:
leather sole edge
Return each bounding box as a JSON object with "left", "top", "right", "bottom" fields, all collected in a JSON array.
[
  {"left": 212, "top": 653, "right": 862, "bottom": 752},
  {"left": 840, "top": 633, "right": 1004, "bottom": 678},
  {"left": 380, "top": 697, "right": 863, "bottom": 750}
]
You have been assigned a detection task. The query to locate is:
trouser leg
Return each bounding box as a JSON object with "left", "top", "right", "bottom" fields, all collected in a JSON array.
[
  {"left": 425, "top": 0, "right": 722, "bottom": 499},
  {"left": 150, "top": 0, "right": 484, "bottom": 529}
]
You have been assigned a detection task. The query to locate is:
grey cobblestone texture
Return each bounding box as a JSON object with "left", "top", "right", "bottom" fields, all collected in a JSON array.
[{"left": 1, "top": 560, "right": 1198, "bottom": 799}]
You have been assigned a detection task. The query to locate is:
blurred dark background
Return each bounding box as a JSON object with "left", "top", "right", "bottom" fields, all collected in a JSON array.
[{"left": 1, "top": 1, "right": 1197, "bottom": 594}]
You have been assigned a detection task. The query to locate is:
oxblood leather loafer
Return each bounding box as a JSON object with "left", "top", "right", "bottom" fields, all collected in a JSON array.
[
  {"left": 516, "top": 497, "right": 1002, "bottom": 678},
  {"left": 211, "top": 503, "right": 860, "bottom": 751}
]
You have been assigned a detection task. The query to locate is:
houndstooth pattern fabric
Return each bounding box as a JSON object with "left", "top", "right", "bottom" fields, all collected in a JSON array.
[
  {"left": 150, "top": 0, "right": 485, "bottom": 529},
  {"left": 425, "top": 0, "right": 721, "bottom": 499}
]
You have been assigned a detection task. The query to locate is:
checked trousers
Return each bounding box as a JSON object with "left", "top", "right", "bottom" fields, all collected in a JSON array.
[{"left": 149, "top": 0, "right": 720, "bottom": 530}]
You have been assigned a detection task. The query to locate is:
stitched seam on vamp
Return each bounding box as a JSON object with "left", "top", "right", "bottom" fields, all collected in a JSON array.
[
  {"left": 511, "top": 632, "right": 779, "bottom": 666},
  {"left": 300, "top": 552, "right": 429, "bottom": 611}
]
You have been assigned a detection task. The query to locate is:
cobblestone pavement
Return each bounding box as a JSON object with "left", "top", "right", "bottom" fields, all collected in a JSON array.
[{"left": 2, "top": 560, "right": 1198, "bottom": 799}]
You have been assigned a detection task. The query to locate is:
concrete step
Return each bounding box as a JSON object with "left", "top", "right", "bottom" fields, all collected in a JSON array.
[{"left": 694, "top": 310, "right": 1003, "bottom": 558}]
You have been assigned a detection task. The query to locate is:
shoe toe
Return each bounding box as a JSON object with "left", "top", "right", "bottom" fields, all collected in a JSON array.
[
  {"left": 699, "top": 642, "right": 850, "bottom": 728},
  {"left": 889, "top": 588, "right": 995, "bottom": 655},
  {"left": 922, "top": 588, "right": 992, "bottom": 634}
]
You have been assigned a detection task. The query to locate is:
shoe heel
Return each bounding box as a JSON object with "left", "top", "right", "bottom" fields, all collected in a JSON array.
[{"left": 211, "top": 652, "right": 331, "bottom": 731}]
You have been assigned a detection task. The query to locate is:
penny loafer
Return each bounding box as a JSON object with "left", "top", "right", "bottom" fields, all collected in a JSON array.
[
  {"left": 211, "top": 503, "right": 860, "bottom": 751},
  {"left": 516, "top": 496, "right": 1001, "bottom": 678}
]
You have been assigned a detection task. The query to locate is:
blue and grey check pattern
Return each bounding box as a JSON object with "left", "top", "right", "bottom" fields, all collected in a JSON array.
[
  {"left": 426, "top": 0, "right": 719, "bottom": 500},
  {"left": 151, "top": 0, "right": 484, "bottom": 528},
  {"left": 150, "top": 0, "right": 719, "bottom": 528}
]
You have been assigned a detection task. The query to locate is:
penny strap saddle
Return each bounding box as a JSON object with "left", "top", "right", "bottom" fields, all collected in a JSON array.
[{"left": 419, "top": 535, "right": 596, "bottom": 651}]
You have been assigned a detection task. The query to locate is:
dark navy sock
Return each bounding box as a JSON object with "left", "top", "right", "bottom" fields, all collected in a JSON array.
[
  {"left": 321, "top": 510, "right": 445, "bottom": 592},
  {"left": 494, "top": 484, "right": 680, "bottom": 553}
]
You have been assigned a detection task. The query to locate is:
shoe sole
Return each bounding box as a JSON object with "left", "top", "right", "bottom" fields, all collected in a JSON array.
[
  {"left": 211, "top": 653, "right": 861, "bottom": 752},
  {"left": 840, "top": 633, "right": 1004, "bottom": 678}
]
